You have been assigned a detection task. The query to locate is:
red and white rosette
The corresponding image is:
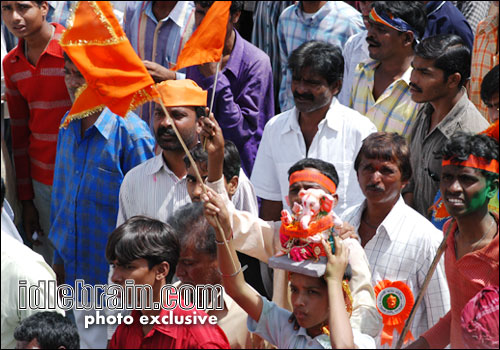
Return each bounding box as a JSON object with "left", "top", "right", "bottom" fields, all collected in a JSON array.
[{"left": 374, "top": 280, "right": 415, "bottom": 347}]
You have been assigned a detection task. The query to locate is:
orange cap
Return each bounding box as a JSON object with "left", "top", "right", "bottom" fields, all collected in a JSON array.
[{"left": 155, "top": 79, "right": 207, "bottom": 107}]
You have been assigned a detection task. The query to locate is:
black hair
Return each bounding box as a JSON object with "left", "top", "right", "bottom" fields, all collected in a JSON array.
[
  {"left": 372, "top": 1, "right": 427, "bottom": 47},
  {"left": 184, "top": 140, "right": 241, "bottom": 182},
  {"left": 14, "top": 312, "right": 80, "bottom": 349},
  {"left": 106, "top": 216, "right": 179, "bottom": 284},
  {"left": 354, "top": 132, "right": 412, "bottom": 182},
  {"left": 1, "top": 177, "right": 5, "bottom": 210},
  {"left": 415, "top": 34, "right": 471, "bottom": 87},
  {"left": 194, "top": 1, "right": 243, "bottom": 15},
  {"left": 481, "top": 65, "right": 499, "bottom": 104},
  {"left": 287, "top": 158, "right": 339, "bottom": 188},
  {"left": 33, "top": 1, "right": 45, "bottom": 7},
  {"left": 168, "top": 202, "right": 216, "bottom": 259},
  {"left": 288, "top": 40, "right": 344, "bottom": 87},
  {"left": 195, "top": 106, "right": 206, "bottom": 119},
  {"left": 440, "top": 132, "right": 499, "bottom": 182}
]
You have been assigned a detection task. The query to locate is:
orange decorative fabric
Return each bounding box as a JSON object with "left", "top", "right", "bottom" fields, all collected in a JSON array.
[
  {"left": 374, "top": 280, "right": 415, "bottom": 347},
  {"left": 59, "top": 1, "right": 157, "bottom": 127},
  {"left": 155, "top": 80, "right": 207, "bottom": 107},
  {"left": 442, "top": 155, "right": 499, "bottom": 174},
  {"left": 171, "top": 1, "right": 231, "bottom": 71},
  {"left": 481, "top": 120, "right": 499, "bottom": 141},
  {"left": 289, "top": 170, "right": 337, "bottom": 194}
]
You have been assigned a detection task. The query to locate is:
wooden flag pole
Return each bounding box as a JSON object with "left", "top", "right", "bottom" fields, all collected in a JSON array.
[
  {"left": 395, "top": 222, "right": 454, "bottom": 349},
  {"left": 152, "top": 85, "right": 238, "bottom": 272},
  {"left": 203, "top": 54, "right": 223, "bottom": 150}
]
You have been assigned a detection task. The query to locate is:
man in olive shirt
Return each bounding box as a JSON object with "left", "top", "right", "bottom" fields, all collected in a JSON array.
[{"left": 403, "top": 34, "right": 488, "bottom": 217}]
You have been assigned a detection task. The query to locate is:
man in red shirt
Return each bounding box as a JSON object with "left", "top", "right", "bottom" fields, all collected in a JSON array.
[
  {"left": 1, "top": 1, "right": 72, "bottom": 264},
  {"left": 106, "top": 216, "right": 230, "bottom": 349}
]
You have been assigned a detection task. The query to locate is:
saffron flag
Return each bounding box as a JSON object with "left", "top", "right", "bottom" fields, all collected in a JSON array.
[
  {"left": 59, "top": 1, "right": 157, "bottom": 127},
  {"left": 171, "top": 1, "right": 231, "bottom": 71}
]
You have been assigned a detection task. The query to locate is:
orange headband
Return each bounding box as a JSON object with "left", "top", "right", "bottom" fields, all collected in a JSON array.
[
  {"left": 442, "top": 155, "right": 499, "bottom": 174},
  {"left": 289, "top": 170, "right": 337, "bottom": 194}
]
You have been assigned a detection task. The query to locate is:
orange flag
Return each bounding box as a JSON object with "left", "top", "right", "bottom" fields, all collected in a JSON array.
[
  {"left": 59, "top": 1, "right": 158, "bottom": 127},
  {"left": 171, "top": 1, "right": 231, "bottom": 71}
]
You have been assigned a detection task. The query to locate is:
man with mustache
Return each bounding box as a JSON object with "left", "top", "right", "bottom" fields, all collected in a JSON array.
[
  {"left": 251, "top": 40, "right": 377, "bottom": 223},
  {"left": 116, "top": 79, "right": 206, "bottom": 225},
  {"left": 403, "top": 34, "right": 488, "bottom": 219},
  {"left": 349, "top": 1, "right": 427, "bottom": 138},
  {"left": 341, "top": 132, "right": 450, "bottom": 348}
]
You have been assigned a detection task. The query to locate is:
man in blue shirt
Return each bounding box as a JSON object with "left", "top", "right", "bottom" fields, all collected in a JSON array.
[{"left": 49, "top": 54, "right": 155, "bottom": 348}]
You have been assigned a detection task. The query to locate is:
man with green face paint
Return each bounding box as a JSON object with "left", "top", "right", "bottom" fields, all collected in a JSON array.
[{"left": 408, "top": 131, "right": 499, "bottom": 349}]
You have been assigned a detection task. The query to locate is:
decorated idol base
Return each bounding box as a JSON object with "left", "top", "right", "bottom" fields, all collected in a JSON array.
[{"left": 268, "top": 255, "right": 328, "bottom": 277}]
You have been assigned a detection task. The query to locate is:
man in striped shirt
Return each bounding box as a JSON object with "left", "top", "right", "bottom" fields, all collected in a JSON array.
[
  {"left": 349, "top": 1, "right": 427, "bottom": 138},
  {"left": 2, "top": 1, "right": 72, "bottom": 264}
]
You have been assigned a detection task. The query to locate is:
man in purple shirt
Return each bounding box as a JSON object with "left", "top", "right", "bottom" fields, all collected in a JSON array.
[{"left": 186, "top": 1, "right": 274, "bottom": 177}]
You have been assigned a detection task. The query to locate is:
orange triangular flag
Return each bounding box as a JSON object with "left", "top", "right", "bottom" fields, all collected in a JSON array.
[
  {"left": 59, "top": 1, "right": 158, "bottom": 127},
  {"left": 171, "top": 1, "right": 231, "bottom": 71}
]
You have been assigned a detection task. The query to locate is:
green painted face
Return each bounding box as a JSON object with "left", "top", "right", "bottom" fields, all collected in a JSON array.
[{"left": 440, "top": 165, "right": 497, "bottom": 217}]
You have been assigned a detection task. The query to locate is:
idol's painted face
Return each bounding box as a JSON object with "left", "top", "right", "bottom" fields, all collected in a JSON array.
[{"left": 440, "top": 165, "right": 497, "bottom": 217}]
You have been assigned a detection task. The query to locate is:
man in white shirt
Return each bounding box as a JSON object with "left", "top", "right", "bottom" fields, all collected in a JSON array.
[
  {"left": 251, "top": 41, "right": 377, "bottom": 223},
  {"left": 341, "top": 132, "right": 450, "bottom": 348}
]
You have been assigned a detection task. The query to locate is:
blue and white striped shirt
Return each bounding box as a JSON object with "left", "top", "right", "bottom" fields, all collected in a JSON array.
[{"left": 277, "top": 1, "right": 364, "bottom": 112}]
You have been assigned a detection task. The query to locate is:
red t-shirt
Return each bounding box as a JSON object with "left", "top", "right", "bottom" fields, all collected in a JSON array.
[{"left": 108, "top": 306, "right": 230, "bottom": 349}]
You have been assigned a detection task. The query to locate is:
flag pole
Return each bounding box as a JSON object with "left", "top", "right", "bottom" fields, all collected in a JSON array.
[
  {"left": 395, "top": 222, "right": 453, "bottom": 349},
  {"left": 152, "top": 85, "right": 238, "bottom": 272},
  {"left": 203, "top": 54, "right": 223, "bottom": 150}
]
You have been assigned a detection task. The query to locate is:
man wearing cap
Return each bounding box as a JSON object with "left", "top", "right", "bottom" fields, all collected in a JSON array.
[
  {"left": 117, "top": 79, "right": 206, "bottom": 225},
  {"left": 349, "top": 1, "right": 427, "bottom": 138},
  {"left": 49, "top": 54, "right": 156, "bottom": 348}
]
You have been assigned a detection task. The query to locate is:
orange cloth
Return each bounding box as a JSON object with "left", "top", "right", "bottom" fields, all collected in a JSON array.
[
  {"left": 470, "top": 14, "right": 499, "bottom": 121},
  {"left": 422, "top": 214, "right": 499, "bottom": 349},
  {"left": 171, "top": 1, "right": 231, "bottom": 71},
  {"left": 59, "top": 1, "right": 157, "bottom": 127},
  {"left": 155, "top": 79, "right": 207, "bottom": 107},
  {"left": 481, "top": 120, "right": 499, "bottom": 141}
]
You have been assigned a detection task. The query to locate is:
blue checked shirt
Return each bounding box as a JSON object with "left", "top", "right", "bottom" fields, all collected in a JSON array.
[
  {"left": 277, "top": 1, "right": 364, "bottom": 112},
  {"left": 50, "top": 108, "right": 155, "bottom": 287}
]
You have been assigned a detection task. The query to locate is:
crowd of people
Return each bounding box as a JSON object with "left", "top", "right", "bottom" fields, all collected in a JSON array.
[{"left": 1, "top": 1, "right": 499, "bottom": 349}]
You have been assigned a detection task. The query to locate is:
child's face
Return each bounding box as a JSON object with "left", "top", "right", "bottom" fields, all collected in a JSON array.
[
  {"left": 187, "top": 161, "right": 208, "bottom": 202},
  {"left": 290, "top": 273, "right": 329, "bottom": 334},
  {"left": 111, "top": 258, "right": 157, "bottom": 305}
]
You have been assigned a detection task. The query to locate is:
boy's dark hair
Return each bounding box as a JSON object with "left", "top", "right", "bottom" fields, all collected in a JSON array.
[
  {"left": 288, "top": 158, "right": 339, "bottom": 188},
  {"left": 168, "top": 202, "right": 216, "bottom": 259},
  {"left": 372, "top": 1, "right": 427, "bottom": 47},
  {"left": 185, "top": 140, "right": 241, "bottom": 182},
  {"left": 194, "top": 1, "right": 243, "bottom": 15},
  {"left": 33, "top": 1, "right": 45, "bottom": 7},
  {"left": 354, "top": 132, "right": 412, "bottom": 182},
  {"left": 195, "top": 106, "right": 206, "bottom": 119},
  {"left": 106, "top": 216, "right": 179, "bottom": 284},
  {"left": 14, "top": 312, "right": 80, "bottom": 349},
  {"left": 288, "top": 41, "right": 344, "bottom": 88},
  {"left": 441, "top": 132, "right": 499, "bottom": 182},
  {"left": 415, "top": 34, "right": 471, "bottom": 87},
  {"left": 481, "top": 65, "right": 499, "bottom": 104}
]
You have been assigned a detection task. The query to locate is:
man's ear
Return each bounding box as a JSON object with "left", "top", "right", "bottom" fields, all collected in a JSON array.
[
  {"left": 446, "top": 72, "right": 461, "bottom": 90},
  {"left": 227, "top": 176, "right": 239, "bottom": 197},
  {"left": 329, "top": 80, "right": 342, "bottom": 97},
  {"left": 486, "top": 178, "right": 499, "bottom": 200},
  {"left": 402, "top": 31, "right": 414, "bottom": 48},
  {"left": 332, "top": 193, "right": 339, "bottom": 208},
  {"left": 155, "top": 262, "right": 170, "bottom": 281}
]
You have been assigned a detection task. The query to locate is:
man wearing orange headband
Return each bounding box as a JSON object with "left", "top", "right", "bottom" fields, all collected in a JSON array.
[
  {"left": 117, "top": 79, "right": 207, "bottom": 225},
  {"left": 348, "top": 1, "right": 427, "bottom": 138},
  {"left": 199, "top": 117, "right": 382, "bottom": 347},
  {"left": 409, "top": 132, "right": 499, "bottom": 349},
  {"left": 341, "top": 132, "right": 450, "bottom": 348}
]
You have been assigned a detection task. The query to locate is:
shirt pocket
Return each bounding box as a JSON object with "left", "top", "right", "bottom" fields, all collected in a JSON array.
[{"left": 91, "top": 167, "right": 123, "bottom": 208}]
